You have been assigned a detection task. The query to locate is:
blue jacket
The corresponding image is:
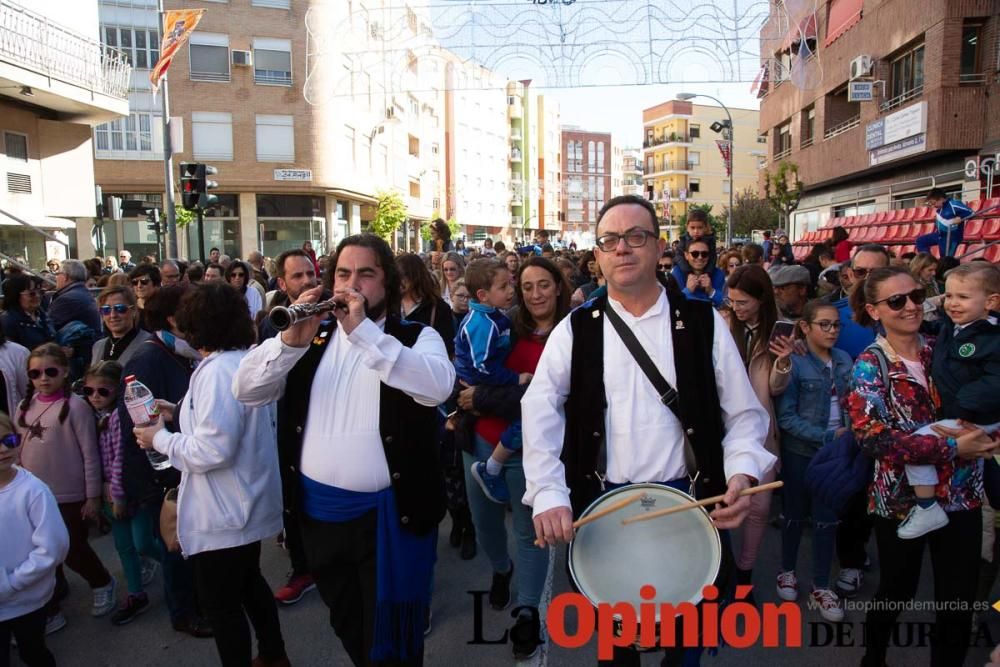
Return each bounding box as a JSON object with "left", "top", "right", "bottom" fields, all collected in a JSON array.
[
  {"left": 934, "top": 198, "right": 974, "bottom": 234},
  {"left": 0, "top": 309, "right": 55, "bottom": 350},
  {"left": 832, "top": 295, "right": 876, "bottom": 360},
  {"left": 48, "top": 282, "right": 101, "bottom": 334},
  {"left": 671, "top": 265, "right": 725, "bottom": 307},
  {"left": 454, "top": 302, "right": 518, "bottom": 386},
  {"left": 776, "top": 347, "right": 854, "bottom": 457}
]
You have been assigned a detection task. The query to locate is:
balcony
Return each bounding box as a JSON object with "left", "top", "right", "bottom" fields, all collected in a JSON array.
[
  {"left": 642, "top": 133, "right": 692, "bottom": 151},
  {"left": 0, "top": 0, "right": 130, "bottom": 122},
  {"left": 879, "top": 85, "right": 923, "bottom": 113},
  {"left": 510, "top": 190, "right": 523, "bottom": 205},
  {"left": 510, "top": 130, "right": 522, "bottom": 143},
  {"left": 511, "top": 215, "right": 523, "bottom": 227},
  {"left": 959, "top": 72, "right": 987, "bottom": 86},
  {"left": 510, "top": 149, "right": 522, "bottom": 162},
  {"left": 823, "top": 115, "right": 860, "bottom": 141},
  {"left": 646, "top": 160, "right": 696, "bottom": 176}
]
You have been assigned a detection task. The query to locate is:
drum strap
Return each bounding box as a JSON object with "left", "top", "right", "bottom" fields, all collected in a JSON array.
[{"left": 604, "top": 303, "right": 701, "bottom": 496}]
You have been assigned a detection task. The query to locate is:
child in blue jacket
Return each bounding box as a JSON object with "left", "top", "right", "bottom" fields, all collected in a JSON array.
[
  {"left": 915, "top": 188, "right": 974, "bottom": 258},
  {"left": 454, "top": 259, "right": 531, "bottom": 504}
]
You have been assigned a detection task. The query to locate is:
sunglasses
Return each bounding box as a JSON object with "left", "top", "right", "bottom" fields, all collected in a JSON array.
[
  {"left": 809, "top": 319, "right": 842, "bottom": 332},
  {"left": 658, "top": 262, "right": 672, "bottom": 269},
  {"left": 688, "top": 251, "right": 710, "bottom": 259},
  {"left": 1, "top": 432, "right": 21, "bottom": 449},
  {"left": 82, "top": 385, "right": 113, "bottom": 398},
  {"left": 229, "top": 272, "right": 246, "bottom": 278},
  {"left": 28, "top": 367, "right": 62, "bottom": 380},
  {"left": 875, "top": 289, "right": 927, "bottom": 311},
  {"left": 852, "top": 267, "right": 872, "bottom": 280},
  {"left": 100, "top": 304, "right": 132, "bottom": 316},
  {"left": 131, "top": 278, "right": 151, "bottom": 287}
]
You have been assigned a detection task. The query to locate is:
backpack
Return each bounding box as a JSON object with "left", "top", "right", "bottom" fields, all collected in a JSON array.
[{"left": 803, "top": 344, "right": 885, "bottom": 516}]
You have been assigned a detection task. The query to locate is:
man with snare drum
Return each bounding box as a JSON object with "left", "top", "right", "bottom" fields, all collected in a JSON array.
[{"left": 522, "top": 194, "right": 775, "bottom": 666}]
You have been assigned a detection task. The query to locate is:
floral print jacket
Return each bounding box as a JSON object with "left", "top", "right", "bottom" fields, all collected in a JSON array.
[{"left": 847, "top": 335, "right": 983, "bottom": 520}]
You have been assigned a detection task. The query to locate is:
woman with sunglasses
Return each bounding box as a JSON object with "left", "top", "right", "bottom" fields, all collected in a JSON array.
[
  {"left": 0, "top": 275, "right": 55, "bottom": 351},
  {"left": 92, "top": 287, "right": 152, "bottom": 367},
  {"left": 774, "top": 300, "right": 853, "bottom": 621},
  {"left": 439, "top": 252, "right": 466, "bottom": 308},
  {"left": 225, "top": 260, "right": 263, "bottom": 322},
  {"left": 847, "top": 266, "right": 997, "bottom": 667},
  {"left": 128, "top": 265, "right": 161, "bottom": 315}
]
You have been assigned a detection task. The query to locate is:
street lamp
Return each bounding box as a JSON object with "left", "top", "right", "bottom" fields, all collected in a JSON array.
[{"left": 677, "top": 92, "right": 734, "bottom": 247}]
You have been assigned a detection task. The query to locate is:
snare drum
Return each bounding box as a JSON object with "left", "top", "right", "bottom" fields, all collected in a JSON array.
[{"left": 568, "top": 483, "right": 722, "bottom": 625}]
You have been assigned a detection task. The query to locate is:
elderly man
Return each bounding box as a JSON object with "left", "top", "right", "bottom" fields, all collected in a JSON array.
[
  {"left": 49, "top": 260, "right": 101, "bottom": 334},
  {"left": 118, "top": 250, "right": 136, "bottom": 273},
  {"left": 769, "top": 264, "right": 811, "bottom": 321},
  {"left": 248, "top": 250, "right": 270, "bottom": 284},
  {"left": 160, "top": 260, "right": 182, "bottom": 286},
  {"left": 523, "top": 194, "right": 773, "bottom": 666}
]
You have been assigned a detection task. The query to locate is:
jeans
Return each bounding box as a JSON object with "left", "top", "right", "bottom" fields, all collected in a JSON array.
[
  {"left": 191, "top": 541, "right": 286, "bottom": 667},
  {"left": 463, "top": 435, "right": 548, "bottom": 608},
  {"left": 780, "top": 449, "right": 838, "bottom": 588},
  {"left": 862, "top": 509, "right": 980, "bottom": 667},
  {"left": 0, "top": 607, "right": 53, "bottom": 667},
  {"left": 103, "top": 501, "right": 163, "bottom": 595}
]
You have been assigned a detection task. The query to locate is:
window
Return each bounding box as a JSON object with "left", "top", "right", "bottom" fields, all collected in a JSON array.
[
  {"left": 833, "top": 200, "right": 876, "bottom": 218},
  {"left": 344, "top": 125, "right": 356, "bottom": 165},
  {"left": 103, "top": 26, "right": 160, "bottom": 69},
  {"left": 889, "top": 42, "right": 924, "bottom": 101},
  {"left": 256, "top": 115, "right": 294, "bottom": 161},
  {"left": 757, "top": 134, "right": 768, "bottom": 144},
  {"left": 722, "top": 180, "right": 731, "bottom": 194},
  {"left": 192, "top": 112, "right": 233, "bottom": 160},
  {"left": 690, "top": 124, "right": 701, "bottom": 139},
  {"left": 190, "top": 33, "right": 229, "bottom": 82},
  {"left": 775, "top": 121, "right": 792, "bottom": 158},
  {"left": 431, "top": 143, "right": 439, "bottom": 155},
  {"left": 95, "top": 112, "right": 158, "bottom": 158},
  {"left": 689, "top": 179, "right": 700, "bottom": 193},
  {"left": 801, "top": 106, "right": 815, "bottom": 147},
  {"left": 960, "top": 20, "right": 985, "bottom": 84},
  {"left": 409, "top": 96, "right": 419, "bottom": 117},
  {"left": 252, "top": 0, "right": 290, "bottom": 8},
  {"left": 596, "top": 142, "right": 605, "bottom": 173},
  {"left": 4, "top": 132, "right": 27, "bottom": 162},
  {"left": 689, "top": 151, "right": 701, "bottom": 166},
  {"left": 253, "top": 38, "right": 292, "bottom": 85},
  {"left": 588, "top": 141, "right": 596, "bottom": 171}
]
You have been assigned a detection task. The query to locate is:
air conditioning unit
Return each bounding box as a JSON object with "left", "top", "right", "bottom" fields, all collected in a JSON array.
[
  {"left": 231, "top": 50, "right": 252, "bottom": 67},
  {"left": 849, "top": 55, "right": 874, "bottom": 80}
]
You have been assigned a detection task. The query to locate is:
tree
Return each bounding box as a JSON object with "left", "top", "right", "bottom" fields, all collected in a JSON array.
[
  {"left": 763, "top": 161, "right": 804, "bottom": 232},
  {"left": 173, "top": 205, "right": 194, "bottom": 228},
  {"left": 369, "top": 190, "right": 407, "bottom": 241},
  {"left": 723, "top": 187, "right": 780, "bottom": 238}
]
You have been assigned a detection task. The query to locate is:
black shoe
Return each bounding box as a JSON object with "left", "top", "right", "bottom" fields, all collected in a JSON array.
[
  {"left": 460, "top": 528, "right": 477, "bottom": 561},
  {"left": 734, "top": 568, "right": 756, "bottom": 605},
  {"left": 449, "top": 520, "right": 463, "bottom": 548},
  {"left": 111, "top": 594, "right": 149, "bottom": 626},
  {"left": 489, "top": 561, "right": 514, "bottom": 610},
  {"left": 173, "top": 616, "right": 214, "bottom": 638},
  {"left": 510, "top": 606, "right": 541, "bottom": 660}
]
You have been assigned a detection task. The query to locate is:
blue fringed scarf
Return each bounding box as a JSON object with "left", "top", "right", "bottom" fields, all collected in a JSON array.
[{"left": 300, "top": 475, "right": 436, "bottom": 662}]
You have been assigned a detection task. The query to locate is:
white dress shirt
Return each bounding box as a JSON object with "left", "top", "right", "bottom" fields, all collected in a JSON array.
[
  {"left": 232, "top": 318, "right": 455, "bottom": 492},
  {"left": 521, "top": 286, "right": 775, "bottom": 517}
]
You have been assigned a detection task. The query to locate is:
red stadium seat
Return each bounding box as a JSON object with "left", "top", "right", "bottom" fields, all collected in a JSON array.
[
  {"left": 964, "top": 219, "right": 985, "bottom": 240},
  {"left": 979, "top": 198, "right": 1000, "bottom": 216},
  {"left": 913, "top": 206, "right": 936, "bottom": 221},
  {"left": 984, "top": 245, "right": 1000, "bottom": 263},
  {"left": 930, "top": 246, "right": 941, "bottom": 259},
  {"left": 896, "top": 224, "right": 915, "bottom": 242},
  {"left": 954, "top": 244, "right": 969, "bottom": 257},
  {"left": 982, "top": 220, "right": 1000, "bottom": 240},
  {"left": 900, "top": 245, "right": 916, "bottom": 256},
  {"left": 876, "top": 225, "right": 897, "bottom": 243},
  {"left": 874, "top": 212, "right": 891, "bottom": 224},
  {"left": 969, "top": 199, "right": 985, "bottom": 212},
  {"left": 962, "top": 243, "right": 985, "bottom": 259}
]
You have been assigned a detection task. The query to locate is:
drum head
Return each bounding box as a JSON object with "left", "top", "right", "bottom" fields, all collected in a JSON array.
[{"left": 568, "top": 483, "right": 721, "bottom": 620}]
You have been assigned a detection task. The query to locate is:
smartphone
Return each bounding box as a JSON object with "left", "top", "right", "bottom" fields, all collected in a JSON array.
[{"left": 769, "top": 320, "right": 796, "bottom": 346}]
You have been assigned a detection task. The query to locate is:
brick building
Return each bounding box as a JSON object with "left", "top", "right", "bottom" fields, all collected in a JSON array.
[
  {"left": 561, "top": 126, "right": 611, "bottom": 243},
  {"left": 758, "top": 0, "right": 1000, "bottom": 240}
]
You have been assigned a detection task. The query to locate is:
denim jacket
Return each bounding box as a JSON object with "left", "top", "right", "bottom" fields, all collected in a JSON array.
[{"left": 776, "top": 347, "right": 853, "bottom": 457}]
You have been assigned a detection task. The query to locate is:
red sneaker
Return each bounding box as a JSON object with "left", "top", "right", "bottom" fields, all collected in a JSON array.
[{"left": 274, "top": 573, "right": 316, "bottom": 606}]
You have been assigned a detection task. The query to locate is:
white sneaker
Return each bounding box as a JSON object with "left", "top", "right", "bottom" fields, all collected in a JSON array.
[
  {"left": 897, "top": 503, "right": 949, "bottom": 539},
  {"left": 141, "top": 557, "right": 159, "bottom": 586},
  {"left": 45, "top": 612, "right": 67, "bottom": 635},
  {"left": 776, "top": 570, "right": 798, "bottom": 601},
  {"left": 810, "top": 587, "right": 845, "bottom": 622},
  {"left": 92, "top": 576, "right": 117, "bottom": 617},
  {"left": 835, "top": 568, "right": 863, "bottom": 598}
]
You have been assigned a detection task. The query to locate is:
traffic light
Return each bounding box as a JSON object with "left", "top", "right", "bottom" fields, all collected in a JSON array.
[
  {"left": 178, "top": 162, "right": 220, "bottom": 210},
  {"left": 145, "top": 208, "right": 160, "bottom": 234}
]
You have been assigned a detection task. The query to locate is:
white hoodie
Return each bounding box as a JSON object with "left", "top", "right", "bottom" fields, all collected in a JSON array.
[
  {"left": 0, "top": 467, "right": 70, "bottom": 622},
  {"left": 152, "top": 350, "right": 282, "bottom": 556}
]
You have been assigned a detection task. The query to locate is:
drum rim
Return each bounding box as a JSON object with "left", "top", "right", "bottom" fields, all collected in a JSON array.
[{"left": 567, "top": 482, "right": 722, "bottom": 613}]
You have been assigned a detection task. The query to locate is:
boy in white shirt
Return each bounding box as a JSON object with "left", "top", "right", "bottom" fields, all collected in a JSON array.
[{"left": 0, "top": 412, "right": 69, "bottom": 666}]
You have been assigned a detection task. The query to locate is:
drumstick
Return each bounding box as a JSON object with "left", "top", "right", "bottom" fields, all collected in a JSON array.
[
  {"left": 532, "top": 492, "right": 644, "bottom": 547},
  {"left": 621, "top": 481, "right": 784, "bottom": 526}
]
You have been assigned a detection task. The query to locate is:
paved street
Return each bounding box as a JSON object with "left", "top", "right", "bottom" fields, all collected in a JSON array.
[{"left": 24, "top": 514, "right": 1000, "bottom": 667}]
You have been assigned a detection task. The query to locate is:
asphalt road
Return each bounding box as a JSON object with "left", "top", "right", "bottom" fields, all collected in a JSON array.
[{"left": 19, "top": 514, "right": 1000, "bottom": 667}]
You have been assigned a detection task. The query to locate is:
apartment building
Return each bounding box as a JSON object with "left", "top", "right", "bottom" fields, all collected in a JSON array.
[
  {"left": 642, "top": 100, "right": 762, "bottom": 240},
  {"left": 561, "top": 126, "right": 611, "bottom": 245},
  {"left": 0, "top": 0, "right": 129, "bottom": 268},
  {"left": 443, "top": 53, "right": 510, "bottom": 242},
  {"left": 620, "top": 147, "right": 643, "bottom": 197},
  {"left": 92, "top": 0, "right": 446, "bottom": 260},
  {"left": 757, "top": 0, "right": 1000, "bottom": 239},
  {"left": 536, "top": 94, "right": 561, "bottom": 234}
]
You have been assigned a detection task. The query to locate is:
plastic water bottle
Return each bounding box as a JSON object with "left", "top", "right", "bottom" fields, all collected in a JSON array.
[{"left": 124, "top": 375, "right": 171, "bottom": 471}]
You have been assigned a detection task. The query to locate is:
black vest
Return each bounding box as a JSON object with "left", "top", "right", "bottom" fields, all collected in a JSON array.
[
  {"left": 277, "top": 316, "right": 446, "bottom": 535},
  {"left": 562, "top": 285, "right": 726, "bottom": 518}
]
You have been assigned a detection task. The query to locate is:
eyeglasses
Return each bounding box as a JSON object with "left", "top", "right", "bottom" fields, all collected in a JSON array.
[
  {"left": 809, "top": 319, "right": 842, "bottom": 332},
  {"left": 688, "top": 251, "right": 710, "bottom": 259},
  {"left": 82, "top": 385, "right": 113, "bottom": 398},
  {"left": 99, "top": 304, "right": 132, "bottom": 316},
  {"left": 131, "top": 278, "right": 151, "bottom": 287},
  {"left": 658, "top": 262, "right": 672, "bottom": 270},
  {"left": 875, "top": 289, "right": 927, "bottom": 311},
  {"left": 1, "top": 433, "right": 21, "bottom": 449},
  {"left": 28, "top": 367, "right": 61, "bottom": 380},
  {"left": 453, "top": 292, "right": 470, "bottom": 300},
  {"left": 595, "top": 229, "right": 657, "bottom": 252},
  {"left": 852, "top": 267, "right": 872, "bottom": 280}
]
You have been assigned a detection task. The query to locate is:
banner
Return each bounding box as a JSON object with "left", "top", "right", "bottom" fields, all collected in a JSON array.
[
  {"left": 150, "top": 9, "right": 206, "bottom": 92},
  {"left": 716, "top": 139, "right": 732, "bottom": 177}
]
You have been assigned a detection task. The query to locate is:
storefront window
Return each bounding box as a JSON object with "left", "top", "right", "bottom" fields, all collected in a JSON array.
[
  {"left": 186, "top": 219, "right": 241, "bottom": 261},
  {"left": 259, "top": 218, "right": 327, "bottom": 258}
]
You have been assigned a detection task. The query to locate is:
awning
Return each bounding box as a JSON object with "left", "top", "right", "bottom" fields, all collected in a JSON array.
[
  {"left": 0, "top": 216, "right": 77, "bottom": 230},
  {"left": 782, "top": 14, "right": 817, "bottom": 52},
  {"left": 326, "top": 188, "right": 378, "bottom": 205},
  {"left": 824, "top": 0, "right": 862, "bottom": 47}
]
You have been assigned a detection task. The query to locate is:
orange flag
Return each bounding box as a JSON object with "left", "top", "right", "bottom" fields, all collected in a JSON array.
[{"left": 150, "top": 9, "right": 205, "bottom": 92}]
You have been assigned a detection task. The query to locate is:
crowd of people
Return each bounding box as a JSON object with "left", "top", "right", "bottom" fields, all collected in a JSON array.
[{"left": 2, "top": 192, "right": 1000, "bottom": 667}]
